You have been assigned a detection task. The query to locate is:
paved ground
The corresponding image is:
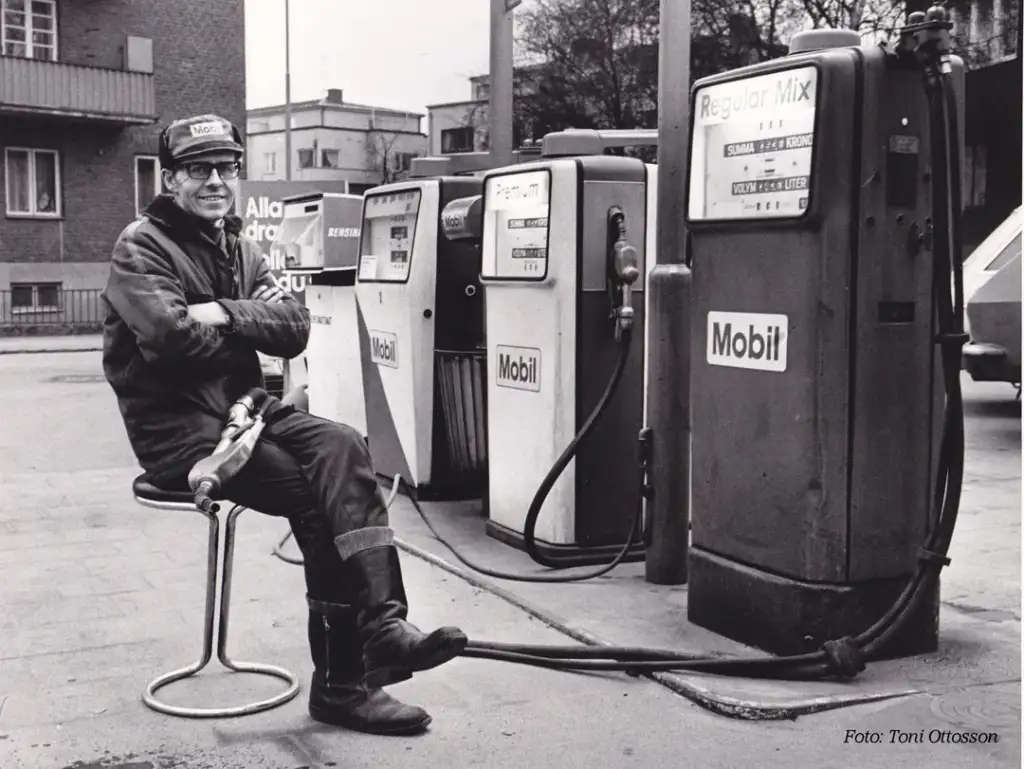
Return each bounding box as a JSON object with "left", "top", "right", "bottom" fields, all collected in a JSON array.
[{"left": 0, "top": 346, "right": 1019, "bottom": 769}]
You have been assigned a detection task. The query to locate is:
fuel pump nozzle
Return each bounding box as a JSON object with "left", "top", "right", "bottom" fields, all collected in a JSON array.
[
  {"left": 187, "top": 389, "right": 271, "bottom": 512},
  {"left": 608, "top": 207, "right": 640, "bottom": 338}
]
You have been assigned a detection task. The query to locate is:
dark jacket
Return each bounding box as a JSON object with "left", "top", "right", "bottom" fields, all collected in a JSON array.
[{"left": 101, "top": 194, "right": 311, "bottom": 486}]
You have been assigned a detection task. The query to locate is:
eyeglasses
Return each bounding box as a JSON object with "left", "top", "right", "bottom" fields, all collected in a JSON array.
[{"left": 178, "top": 161, "right": 241, "bottom": 181}]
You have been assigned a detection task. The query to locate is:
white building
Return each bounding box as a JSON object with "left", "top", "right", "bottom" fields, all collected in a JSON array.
[
  {"left": 425, "top": 75, "right": 491, "bottom": 156},
  {"left": 246, "top": 88, "right": 428, "bottom": 194}
]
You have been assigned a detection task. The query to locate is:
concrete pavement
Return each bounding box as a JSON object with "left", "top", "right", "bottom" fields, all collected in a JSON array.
[
  {"left": 0, "top": 333, "right": 103, "bottom": 355},
  {"left": 383, "top": 374, "right": 1021, "bottom": 720},
  {"left": 0, "top": 349, "right": 1018, "bottom": 769}
]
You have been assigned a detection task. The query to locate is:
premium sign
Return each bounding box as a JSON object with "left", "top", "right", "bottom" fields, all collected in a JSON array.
[
  {"left": 483, "top": 171, "right": 551, "bottom": 280},
  {"left": 495, "top": 345, "right": 541, "bottom": 391},
  {"left": 369, "top": 330, "right": 398, "bottom": 368},
  {"left": 707, "top": 311, "right": 789, "bottom": 372}
]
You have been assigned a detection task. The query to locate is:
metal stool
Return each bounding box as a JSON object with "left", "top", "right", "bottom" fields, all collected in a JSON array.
[{"left": 133, "top": 475, "right": 301, "bottom": 718}]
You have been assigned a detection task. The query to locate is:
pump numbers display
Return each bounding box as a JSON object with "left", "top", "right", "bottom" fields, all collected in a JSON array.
[
  {"left": 483, "top": 170, "right": 551, "bottom": 281},
  {"left": 688, "top": 66, "right": 818, "bottom": 221},
  {"left": 508, "top": 217, "right": 548, "bottom": 229},
  {"left": 512, "top": 247, "right": 547, "bottom": 259},
  {"left": 359, "top": 189, "right": 422, "bottom": 282}
]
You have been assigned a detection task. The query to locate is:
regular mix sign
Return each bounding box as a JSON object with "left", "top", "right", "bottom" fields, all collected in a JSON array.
[{"left": 688, "top": 65, "right": 818, "bottom": 221}]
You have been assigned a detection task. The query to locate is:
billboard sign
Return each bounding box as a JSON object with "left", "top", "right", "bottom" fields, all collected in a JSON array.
[{"left": 237, "top": 180, "right": 352, "bottom": 301}]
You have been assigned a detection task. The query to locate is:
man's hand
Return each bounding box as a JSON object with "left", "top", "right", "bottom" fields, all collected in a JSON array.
[
  {"left": 250, "top": 283, "right": 287, "bottom": 304},
  {"left": 187, "top": 301, "right": 231, "bottom": 327}
]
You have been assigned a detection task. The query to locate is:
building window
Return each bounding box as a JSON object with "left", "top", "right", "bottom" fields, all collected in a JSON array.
[
  {"left": 441, "top": 127, "right": 474, "bottom": 154},
  {"left": 11, "top": 282, "right": 61, "bottom": 313},
  {"left": 298, "top": 148, "right": 315, "bottom": 169},
  {"left": 2, "top": 0, "right": 57, "bottom": 60},
  {"left": 264, "top": 152, "right": 277, "bottom": 173},
  {"left": 321, "top": 149, "right": 340, "bottom": 168},
  {"left": 5, "top": 147, "right": 60, "bottom": 217},
  {"left": 134, "top": 156, "right": 161, "bottom": 216}
]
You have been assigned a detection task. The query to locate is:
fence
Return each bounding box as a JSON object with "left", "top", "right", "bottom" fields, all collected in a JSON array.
[{"left": 0, "top": 288, "right": 105, "bottom": 334}]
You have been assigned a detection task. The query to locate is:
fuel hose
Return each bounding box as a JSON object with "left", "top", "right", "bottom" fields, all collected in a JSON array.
[
  {"left": 401, "top": 324, "right": 643, "bottom": 583},
  {"left": 403, "top": 42, "right": 967, "bottom": 680}
]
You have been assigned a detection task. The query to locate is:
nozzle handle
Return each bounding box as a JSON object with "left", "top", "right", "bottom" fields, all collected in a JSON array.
[{"left": 194, "top": 480, "right": 220, "bottom": 513}]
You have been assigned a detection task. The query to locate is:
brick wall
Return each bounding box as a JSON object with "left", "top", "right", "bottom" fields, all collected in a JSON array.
[{"left": 0, "top": 0, "right": 246, "bottom": 272}]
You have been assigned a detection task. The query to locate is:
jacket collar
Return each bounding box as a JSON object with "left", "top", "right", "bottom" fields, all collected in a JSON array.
[{"left": 143, "top": 193, "right": 244, "bottom": 242}]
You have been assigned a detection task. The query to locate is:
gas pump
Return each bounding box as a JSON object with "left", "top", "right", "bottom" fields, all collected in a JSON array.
[
  {"left": 275, "top": 192, "right": 366, "bottom": 431},
  {"left": 411, "top": 9, "right": 969, "bottom": 680},
  {"left": 474, "top": 132, "right": 659, "bottom": 567},
  {"left": 683, "top": 26, "right": 965, "bottom": 657},
  {"left": 354, "top": 158, "right": 489, "bottom": 500}
]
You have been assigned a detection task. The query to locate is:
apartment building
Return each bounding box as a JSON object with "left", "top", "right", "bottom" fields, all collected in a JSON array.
[
  {"left": 425, "top": 75, "right": 490, "bottom": 157},
  {"left": 0, "top": 0, "right": 246, "bottom": 318},
  {"left": 246, "top": 88, "right": 427, "bottom": 194}
]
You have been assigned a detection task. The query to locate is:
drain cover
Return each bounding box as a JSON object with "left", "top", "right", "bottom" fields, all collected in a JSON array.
[
  {"left": 48, "top": 374, "right": 107, "bottom": 383},
  {"left": 930, "top": 685, "right": 1021, "bottom": 729}
]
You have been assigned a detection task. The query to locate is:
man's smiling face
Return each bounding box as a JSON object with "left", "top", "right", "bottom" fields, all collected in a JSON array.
[{"left": 162, "top": 150, "right": 240, "bottom": 222}]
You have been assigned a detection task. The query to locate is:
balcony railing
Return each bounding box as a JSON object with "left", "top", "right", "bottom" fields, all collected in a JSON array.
[
  {"left": 0, "top": 55, "right": 156, "bottom": 124},
  {"left": 0, "top": 288, "right": 105, "bottom": 334}
]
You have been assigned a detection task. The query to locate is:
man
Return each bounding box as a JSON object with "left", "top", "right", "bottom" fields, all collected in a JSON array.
[{"left": 101, "top": 114, "right": 466, "bottom": 736}]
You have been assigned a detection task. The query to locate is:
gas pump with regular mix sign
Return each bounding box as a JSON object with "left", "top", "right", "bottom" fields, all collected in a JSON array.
[
  {"left": 355, "top": 174, "right": 487, "bottom": 500},
  {"left": 685, "top": 30, "right": 964, "bottom": 657},
  {"left": 479, "top": 152, "right": 652, "bottom": 565}
]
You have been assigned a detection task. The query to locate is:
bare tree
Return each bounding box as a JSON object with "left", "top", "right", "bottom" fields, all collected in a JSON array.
[
  {"left": 512, "top": 0, "right": 805, "bottom": 142},
  {"left": 365, "top": 128, "right": 403, "bottom": 185},
  {"left": 798, "top": 0, "right": 906, "bottom": 38},
  {"left": 514, "top": 0, "right": 661, "bottom": 134},
  {"left": 458, "top": 101, "right": 491, "bottom": 152}
]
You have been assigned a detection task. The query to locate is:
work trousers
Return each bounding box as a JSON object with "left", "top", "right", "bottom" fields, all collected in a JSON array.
[{"left": 214, "top": 398, "right": 390, "bottom": 606}]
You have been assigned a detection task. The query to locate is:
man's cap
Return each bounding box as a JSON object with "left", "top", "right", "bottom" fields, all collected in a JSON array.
[{"left": 159, "top": 114, "right": 244, "bottom": 168}]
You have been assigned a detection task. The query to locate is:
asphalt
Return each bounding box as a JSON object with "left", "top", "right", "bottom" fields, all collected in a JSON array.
[{"left": 0, "top": 338, "right": 1019, "bottom": 769}]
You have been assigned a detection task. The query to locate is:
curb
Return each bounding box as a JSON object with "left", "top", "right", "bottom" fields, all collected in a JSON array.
[
  {"left": 393, "top": 537, "right": 923, "bottom": 722},
  {"left": 0, "top": 346, "right": 102, "bottom": 356}
]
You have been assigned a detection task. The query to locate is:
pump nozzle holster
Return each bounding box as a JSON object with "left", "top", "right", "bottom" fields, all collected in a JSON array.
[{"left": 607, "top": 207, "right": 640, "bottom": 337}]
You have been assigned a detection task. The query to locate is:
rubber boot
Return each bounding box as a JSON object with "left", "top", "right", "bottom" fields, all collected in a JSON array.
[
  {"left": 306, "top": 598, "right": 432, "bottom": 736},
  {"left": 342, "top": 545, "right": 467, "bottom": 688}
]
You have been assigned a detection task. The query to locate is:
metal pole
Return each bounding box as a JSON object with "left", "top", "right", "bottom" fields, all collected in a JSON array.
[
  {"left": 284, "top": 0, "right": 292, "bottom": 181},
  {"left": 489, "top": 0, "right": 515, "bottom": 167},
  {"left": 645, "top": 0, "right": 692, "bottom": 585}
]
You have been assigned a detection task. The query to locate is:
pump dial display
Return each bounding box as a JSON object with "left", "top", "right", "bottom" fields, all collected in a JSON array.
[
  {"left": 482, "top": 170, "right": 551, "bottom": 280},
  {"left": 688, "top": 65, "right": 818, "bottom": 221},
  {"left": 359, "top": 189, "right": 422, "bottom": 282}
]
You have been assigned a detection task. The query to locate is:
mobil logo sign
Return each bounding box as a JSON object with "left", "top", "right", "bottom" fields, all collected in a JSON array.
[
  {"left": 369, "top": 330, "right": 398, "bottom": 369},
  {"left": 707, "top": 311, "right": 788, "bottom": 372},
  {"left": 495, "top": 345, "right": 540, "bottom": 392}
]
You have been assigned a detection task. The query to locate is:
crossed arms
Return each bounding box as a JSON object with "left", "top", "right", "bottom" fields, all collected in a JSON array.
[{"left": 105, "top": 226, "right": 311, "bottom": 373}]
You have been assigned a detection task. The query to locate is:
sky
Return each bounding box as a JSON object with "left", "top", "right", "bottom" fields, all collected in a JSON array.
[{"left": 243, "top": 0, "right": 493, "bottom": 115}]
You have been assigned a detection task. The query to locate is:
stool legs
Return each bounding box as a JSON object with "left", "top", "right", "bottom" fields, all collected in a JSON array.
[{"left": 141, "top": 503, "right": 300, "bottom": 718}]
